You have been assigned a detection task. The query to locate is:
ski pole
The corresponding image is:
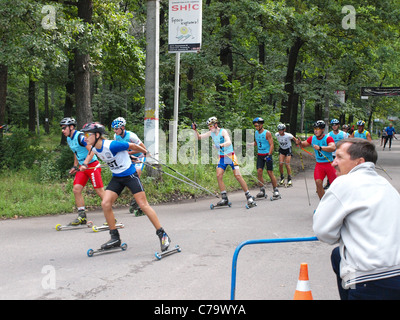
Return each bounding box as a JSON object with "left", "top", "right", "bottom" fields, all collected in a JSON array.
[
  {"left": 142, "top": 161, "right": 220, "bottom": 198},
  {"left": 298, "top": 146, "right": 311, "bottom": 206},
  {"left": 146, "top": 155, "right": 218, "bottom": 197},
  {"left": 376, "top": 164, "right": 393, "bottom": 180}
]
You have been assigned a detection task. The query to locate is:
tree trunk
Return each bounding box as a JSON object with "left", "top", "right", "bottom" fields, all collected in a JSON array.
[
  {"left": 74, "top": 0, "right": 93, "bottom": 129},
  {"left": 28, "top": 79, "right": 36, "bottom": 133},
  {"left": 60, "top": 57, "right": 75, "bottom": 145},
  {"left": 0, "top": 64, "right": 7, "bottom": 143},
  {"left": 74, "top": 51, "right": 92, "bottom": 129},
  {"left": 289, "top": 70, "right": 302, "bottom": 135},
  {"left": 44, "top": 82, "right": 49, "bottom": 134},
  {"left": 216, "top": 7, "right": 233, "bottom": 108},
  {"left": 280, "top": 37, "right": 304, "bottom": 134},
  {"left": 0, "top": 64, "right": 7, "bottom": 131}
]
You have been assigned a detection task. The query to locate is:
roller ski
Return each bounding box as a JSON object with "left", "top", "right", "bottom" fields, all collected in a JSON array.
[
  {"left": 92, "top": 222, "right": 124, "bottom": 232},
  {"left": 87, "top": 229, "right": 127, "bottom": 257},
  {"left": 129, "top": 199, "right": 145, "bottom": 217},
  {"left": 55, "top": 221, "right": 93, "bottom": 231},
  {"left": 245, "top": 193, "right": 257, "bottom": 209},
  {"left": 270, "top": 188, "right": 282, "bottom": 201},
  {"left": 210, "top": 193, "right": 231, "bottom": 210},
  {"left": 55, "top": 210, "right": 93, "bottom": 231},
  {"left": 285, "top": 177, "right": 292, "bottom": 188},
  {"left": 256, "top": 187, "right": 268, "bottom": 200},
  {"left": 155, "top": 245, "right": 181, "bottom": 260},
  {"left": 155, "top": 228, "right": 179, "bottom": 259}
]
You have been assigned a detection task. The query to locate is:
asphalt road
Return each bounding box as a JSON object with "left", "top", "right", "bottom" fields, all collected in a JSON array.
[{"left": 0, "top": 139, "right": 398, "bottom": 301}]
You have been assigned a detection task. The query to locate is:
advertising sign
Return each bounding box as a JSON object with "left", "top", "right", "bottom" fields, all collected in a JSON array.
[{"left": 168, "top": 0, "right": 202, "bottom": 53}]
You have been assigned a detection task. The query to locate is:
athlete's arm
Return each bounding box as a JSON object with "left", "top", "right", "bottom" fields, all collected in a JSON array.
[
  {"left": 220, "top": 129, "right": 232, "bottom": 148},
  {"left": 266, "top": 131, "right": 274, "bottom": 155},
  {"left": 193, "top": 127, "right": 211, "bottom": 140}
]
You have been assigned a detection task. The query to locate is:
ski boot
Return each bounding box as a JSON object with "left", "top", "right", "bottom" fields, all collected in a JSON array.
[
  {"left": 87, "top": 229, "right": 127, "bottom": 257},
  {"left": 156, "top": 228, "right": 171, "bottom": 252},
  {"left": 69, "top": 209, "right": 87, "bottom": 226},
  {"left": 210, "top": 193, "right": 232, "bottom": 209},
  {"left": 270, "top": 188, "right": 282, "bottom": 201},
  {"left": 130, "top": 199, "right": 145, "bottom": 217},
  {"left": 279, "top": 175, "right": 285, "bottom": 186},
  {"left": 286, "top": 175, "right": 292, "bottom": 188},
  {"left": 256, "top": 187, "right": 267, "bottom": 199},
  {"left": 101, "top": 229, "right": 121, "bottom": 250},
  {"left": 245, "top": 193, "right": 257, "bottom": 209}
]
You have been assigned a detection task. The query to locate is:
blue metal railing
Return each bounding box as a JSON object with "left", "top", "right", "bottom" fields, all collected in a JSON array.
[{"left": 230, "top": 236, "right": 319, "bottom": 300}]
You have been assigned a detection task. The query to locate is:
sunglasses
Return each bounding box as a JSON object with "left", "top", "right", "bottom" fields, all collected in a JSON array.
[{"left": 84, "top": 132, "right": 94, "bottom": 138}]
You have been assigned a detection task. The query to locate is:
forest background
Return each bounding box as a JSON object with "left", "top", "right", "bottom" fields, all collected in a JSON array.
[{"left": 0, "top": 0, "right": 399, "bottom": 218}]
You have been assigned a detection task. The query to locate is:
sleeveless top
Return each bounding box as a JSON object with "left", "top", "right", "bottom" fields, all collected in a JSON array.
[
  {"left": 67, "top": 130, "right": 97, "bottom": 165},
  {"left": 211, "top": 128, "right": 234, "bottom": 156}
]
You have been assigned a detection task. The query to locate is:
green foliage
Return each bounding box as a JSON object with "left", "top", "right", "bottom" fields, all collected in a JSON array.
[{"left": 0, "top": 129, "right": 46, "bottom": 170}]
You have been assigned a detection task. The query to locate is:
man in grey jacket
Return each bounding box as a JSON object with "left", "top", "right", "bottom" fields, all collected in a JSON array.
[{"left": 313, "top": 138, "right": 400, "bottom": 300}]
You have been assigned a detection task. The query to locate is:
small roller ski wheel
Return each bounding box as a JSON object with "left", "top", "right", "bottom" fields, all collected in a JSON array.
[
  {"left": 55, "top": 224, "right": 62, "bottom": 231},
  {"left": 121, "top": 243, "right": 128, "bottom": 251},
  {"left": 176, "top": 245, "right": 182, "bottom": 252},
  {"left": 245, "top": 204, "right": 249, "bottom": 209},
  {"left": 92, "top": 226, "right": 99, "bottom": 232},
  {"left": 155, "top": 252, "right": 162, "bottom": 260},
  {"left": 87, "top": 249, "right": 94, "bottom": 257},
  {"left": 228, "top": 202, "right": 232, "bottom": 207},
  {"left": 129, "top": 207, "right": 135, "bottom": 213},
  {"left": 210, "top": 204, "right": 215, "bottom": 210}
]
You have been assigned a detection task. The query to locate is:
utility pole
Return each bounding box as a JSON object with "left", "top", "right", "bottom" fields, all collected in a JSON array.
[{"left": 144, "top": 0, "right": 160, "bottom": 163}]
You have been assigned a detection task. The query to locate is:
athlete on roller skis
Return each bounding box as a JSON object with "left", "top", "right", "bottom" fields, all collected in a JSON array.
[
  {"left": 275, "top": 123, "right": 296, "bottom": 187},
  {"left": 82, "top": 122, "right": 171, "bottom": 252},
  {"left": 251, "top": 117, "right": 281, "bottom": 201},
  {"left": 192, "top": 117, "right": 256, "bottom": 208},
  {"left": 60, "top": 117, "right": 105, "bottom": 226},
  {"left": 112, "top": 117, "right": 147, "bottom": 216}
]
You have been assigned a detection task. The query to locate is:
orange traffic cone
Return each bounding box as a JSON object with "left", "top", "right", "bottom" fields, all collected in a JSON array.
[{"left": 294, "top": 263, "right": 313, "bottom": 300}]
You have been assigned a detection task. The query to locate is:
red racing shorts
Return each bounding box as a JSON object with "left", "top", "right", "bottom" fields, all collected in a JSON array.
[
  {"left": 314, "top": 162, "right": 337, "bottom": 183},
  {"left": 73, "top": 161, "right": 104, "bottom": 189}
]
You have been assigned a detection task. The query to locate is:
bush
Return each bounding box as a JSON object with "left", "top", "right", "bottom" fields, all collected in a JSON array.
[{"left": 0, "top": 129, "right": 46, "bottom": 171}]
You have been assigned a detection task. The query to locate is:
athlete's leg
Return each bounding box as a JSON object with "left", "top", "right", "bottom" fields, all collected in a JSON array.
[
  {"left": 134, "top": 191, "right": 162, "bottom": 230},
  {"left": 216, "top": 167, "right": 226, "bottom": 192},
  {"left": 101, "top": 190, "right": 119, "bottom": 230}
]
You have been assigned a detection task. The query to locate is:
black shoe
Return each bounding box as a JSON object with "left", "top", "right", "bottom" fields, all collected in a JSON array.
[{"left": 101, "top": 229, "right": 121, "bottom": 250}]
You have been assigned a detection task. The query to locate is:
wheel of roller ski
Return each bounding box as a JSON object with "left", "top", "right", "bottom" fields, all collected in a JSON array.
[
  {"left": 55, "top": 224, "right": 62, "bottom": 231},
  {"left": 87, "top": 249, "right": 94, "bottom": 257},
  {"left": 210, "top": 204, "right": 215, "bottom": 210}
]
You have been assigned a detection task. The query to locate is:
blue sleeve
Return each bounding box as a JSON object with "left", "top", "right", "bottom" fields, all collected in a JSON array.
[
  {"left": 109, "top": 141, "right": 130, "bottom": 155},
  {"left": 78, "top": 134, "right": 88, "bottom": 147}
]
